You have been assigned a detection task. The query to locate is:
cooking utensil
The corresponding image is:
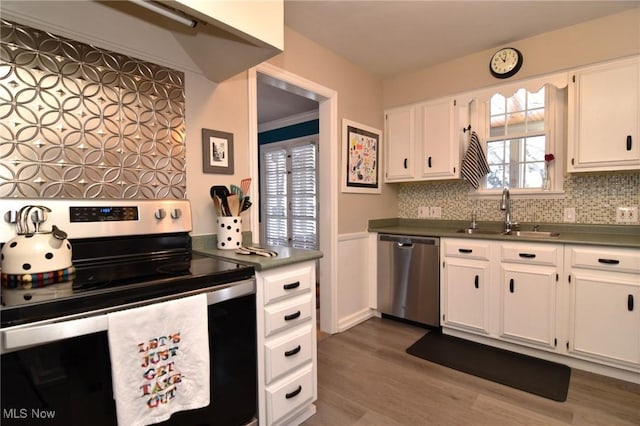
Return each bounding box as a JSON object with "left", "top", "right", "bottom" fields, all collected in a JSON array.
[
  {"left": 240, "top": 178, "right": 251, "bottom": 195},
  {"left": 230, "top": 184, "right": 243, "bottom": 200},
  {"left": 226, "top": 194, "right": 240, "bottom": 217},
  {"left": 241, "top": 197, "right": 252, "bottom": 213},
  {"left": 235, "top": 246, "right": 274, "bottom": 257}
]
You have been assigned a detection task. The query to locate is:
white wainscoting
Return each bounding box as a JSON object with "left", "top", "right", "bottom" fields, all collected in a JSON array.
[{"left": 337, "top": 232, "right": 377, "bottom": 332}]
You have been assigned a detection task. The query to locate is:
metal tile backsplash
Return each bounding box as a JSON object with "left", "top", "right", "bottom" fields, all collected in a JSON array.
[
  {"left": 0, "top": 19, "right": 186, "bottom": 199},
  {"left": 399, "top": 172, "right": 640, "bottom": 225}
]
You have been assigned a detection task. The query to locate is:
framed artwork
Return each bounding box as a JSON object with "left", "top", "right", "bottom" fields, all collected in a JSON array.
[
  {"left": 341, "top": 119, "right": 382, "bottom": 193},
  {"left": 202, "top": 128, "right": 234, "bottom": 174}
]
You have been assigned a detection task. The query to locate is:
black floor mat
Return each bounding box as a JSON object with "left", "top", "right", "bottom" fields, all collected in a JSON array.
[{"left": 406, "top": 332, "right": 571, "bottom": 402}]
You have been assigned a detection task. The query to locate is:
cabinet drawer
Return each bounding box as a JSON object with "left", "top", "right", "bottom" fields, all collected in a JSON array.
[
  {"left": 568, "top": 246, "right": 640, "bottom": 274},
  {"left": 501, "top": 243, "right": 560, "bottom": 266},
  {"left": 265, "top": 324, "right": 313, "bottom": 383},
  {"left": 263, "top": 264, "right": 313, "bottom": 304},
  {"left": 264, "top": 293, "right": 313, "bottom": 337},
  {"left": 266, "top": 364, "right": 314, "bottom": 426},
  {"left": 443, "top": 239, "right": 491, "bottom": 260}
]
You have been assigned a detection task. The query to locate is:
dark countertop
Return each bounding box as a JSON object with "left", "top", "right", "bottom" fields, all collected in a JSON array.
[
  {"left": 368, "top": 218, "right": 640, "bottom": 249},
  {"left": 192, "top": 234, "right": 323, "bottom": 271}
]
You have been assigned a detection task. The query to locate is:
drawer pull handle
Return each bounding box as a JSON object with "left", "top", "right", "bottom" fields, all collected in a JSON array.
[
  {"left": 629, "top": 295, "right": 635, "bottom": 312},
  {"left": 284, "top": 311, "right": 301, "bottom": 321},
  {"left": 283, "top": 281, "right": 301, "bottom": 290},
  {"left": 509, "top": 278, "right": 515, "bottom": 293},
  {"left": 474, "top": 275, "right": 479, "bottom": 289},
  {"left": 286, "top": 385, "right": 302, "bottom": 399},
  {"left": 627, "top": 135, "right": 632, "bottom": 151},
  {"left": 598, "top": 258, "right": 620, "bottom": 265},
  {"left": 519, "top": 253, "right": 536, "bottom": 259},
  {"left": 284, "top": 345, "right": 302, "bottom": 357},
  {"left": 458, "top": 248, "right": 473, "bottom": 254}
]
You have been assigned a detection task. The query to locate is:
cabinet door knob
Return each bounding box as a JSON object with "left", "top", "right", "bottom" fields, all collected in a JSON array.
[
  {"left": 283, "top": 281, "right": 300, "bottom": 290},
  {"left": 427, "top": 156, "right": 432, "bottom": 168},
  {"left": 598, "top": 258, "right": 619, "bottom": 265},
  {"left": 285, "top": 385, "right": 302, "bottom": 399},
  {"left": 509, "top": 278, "right": 515, "bottom": 293},
  {"left": 403, "top": 158, "right": 408, "bottom": 169},
  {"left": 628, "top": 295, "right": 635, "bottom": 311},
  {"left": 284, "top": 345, "right": 302, "bottom": 357},
  {"left": 519, "top": 253, "right": 536, "bottom": 259},
  {"left": 284, "top": 310, "right": 301, "bottom": 321},
  {"left": 627, "top": 135, "right": 632, "bottom": 151},
  {"left": 474, "top": 275, "right": 479, "bottom": 289}
]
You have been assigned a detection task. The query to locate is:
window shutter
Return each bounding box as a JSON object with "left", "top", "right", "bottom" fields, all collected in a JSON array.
[
  {"left": 290, "top": 144, "right": 317, "bottom": 249},
  {"left": 263, "top": 148, "right": 288, "bottom": 246},
  {"left": 260, "top": 137, "right": 318, "bottom": 250}
]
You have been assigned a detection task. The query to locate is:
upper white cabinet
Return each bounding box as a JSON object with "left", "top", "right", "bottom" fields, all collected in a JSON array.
[
  {"left": 568, "top": 56, "right": 640, "bottom": 172},
  {"left": 384, "top": 106, "right": 416, "bottom": 181},
  {"left": 384, "top": 97, "right": 461, "bottom": 183},
  {"left": 418, "top": 98, "right": 460, "bottom": 179}
]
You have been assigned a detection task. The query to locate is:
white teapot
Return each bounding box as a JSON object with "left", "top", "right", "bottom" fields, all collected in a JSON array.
[{"left": 1, "top": 205, "right": 73, "bottom": 281}]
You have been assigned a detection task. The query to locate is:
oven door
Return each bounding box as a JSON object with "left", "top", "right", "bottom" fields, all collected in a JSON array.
[{"left": 1, "top": 279, "right": 257, "bottom": 426}]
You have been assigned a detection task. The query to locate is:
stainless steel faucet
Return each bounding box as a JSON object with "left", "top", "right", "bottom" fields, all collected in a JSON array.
[{"left": 500, "top": 188, "right": 512, "bottom": 233}]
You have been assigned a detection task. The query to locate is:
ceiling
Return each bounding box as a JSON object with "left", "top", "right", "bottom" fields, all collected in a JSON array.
[{"left": 258, "top": 0, "right": 639, "bottom": 124}]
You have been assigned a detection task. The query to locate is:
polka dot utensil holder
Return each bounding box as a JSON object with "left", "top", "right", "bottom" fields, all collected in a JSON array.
[{"left": 217, "top": 216, "right": 242, "bottom": 249}]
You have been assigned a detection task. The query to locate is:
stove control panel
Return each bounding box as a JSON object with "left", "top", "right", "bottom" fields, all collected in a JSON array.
[
  {"left": 1, "top": 199, "right": 192, "bottom": 242},
  {"left": 70, "top": 206, "right": 140, "bottom": 222}
]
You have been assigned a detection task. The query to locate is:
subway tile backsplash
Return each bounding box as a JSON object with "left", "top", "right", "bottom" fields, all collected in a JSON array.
[{"left": 398, "top": 172, "right": 640, "bottom": 225}]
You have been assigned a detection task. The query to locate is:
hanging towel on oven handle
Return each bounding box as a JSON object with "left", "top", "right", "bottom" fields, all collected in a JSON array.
[
  {"left": 107, "top": 293, "right": 210, "bottom": 426},
  {"left": 461, "top": 130, "right": 491, "bottom": 189}
]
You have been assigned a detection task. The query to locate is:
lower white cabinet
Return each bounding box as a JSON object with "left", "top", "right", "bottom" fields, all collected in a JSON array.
[
  {"left": 441, "top": 239, "right": 491, "bottom": 334},
  {"left": 566, "top": 246, "right": 640, "bottom": 368},
  {"left": 441, "top": 238, "right": 640, "bottom": 380},
  {"left": 498, "top": 242, "right": 561, "bottom": 349},
  {"left": 256, "top": 261, "right": 317, "bottom": 425}
]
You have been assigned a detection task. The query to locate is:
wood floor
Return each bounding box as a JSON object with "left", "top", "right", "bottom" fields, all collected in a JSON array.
[{"left": 304, "top": 317, "right": 640, "bottom": 426}]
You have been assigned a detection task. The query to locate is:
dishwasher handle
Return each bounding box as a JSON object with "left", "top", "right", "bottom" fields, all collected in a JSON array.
[{"left": 379, "top": 234, "right": 439, "bottom": 246}]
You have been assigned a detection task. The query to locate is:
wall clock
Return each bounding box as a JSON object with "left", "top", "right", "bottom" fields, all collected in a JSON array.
[{"left": 489, "top": 47, "right": 523, "bottom": 79}]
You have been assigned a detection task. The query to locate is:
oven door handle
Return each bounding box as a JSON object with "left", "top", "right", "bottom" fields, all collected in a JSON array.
[{"left": 2, "top": 279, "right": 255, "bottom": 353}]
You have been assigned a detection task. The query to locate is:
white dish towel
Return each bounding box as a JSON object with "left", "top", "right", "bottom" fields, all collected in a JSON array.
[{"left": 107, "top": 294, "right": 210, "bottom": 426}]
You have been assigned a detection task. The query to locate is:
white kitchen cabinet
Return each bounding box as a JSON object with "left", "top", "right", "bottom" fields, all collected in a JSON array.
[
  {"left": 256, "top": 261, "right": 317, "bottom": 425},
  {"left": 568, "top": 56, "right": 640, "bottom": 172},
  {"left": 384, "top": 105, "right": 416, "bottom": 181},
  {"left": 441, "top": 239, "right": 492, "bottom": 334},
  {"left": 566, "top": 246, "right": 640, "bottom": 369},
  {"left": 417, "top": 98, "right": 460, "bottom": 179},
  {"left": 384, "top": 97, "right": 461, "bottom": 182},
  {"left": 498, "top": 242, "right": 562, "bottom": 350}
]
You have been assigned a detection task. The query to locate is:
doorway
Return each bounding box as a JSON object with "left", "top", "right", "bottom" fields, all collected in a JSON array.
[{"left": 248, "top": 63, "right": 338, "bottom": 334}]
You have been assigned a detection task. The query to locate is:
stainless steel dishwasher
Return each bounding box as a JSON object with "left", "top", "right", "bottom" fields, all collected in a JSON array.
[{"left": 377, "top": 234, "right": 440, "bottom": 327}]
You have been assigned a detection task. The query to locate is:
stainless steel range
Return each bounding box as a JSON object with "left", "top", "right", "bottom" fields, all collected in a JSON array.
[{"left": 0, "top": 199, "right": 257, "bottom": 426}]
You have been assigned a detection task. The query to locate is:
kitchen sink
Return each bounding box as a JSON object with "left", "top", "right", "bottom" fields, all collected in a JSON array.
[
  {"left": 504, "top": 230, "right": 560, "bottom": 238},
  {"left": 457, "top": 228, "right": 503, "bottom": 235}
]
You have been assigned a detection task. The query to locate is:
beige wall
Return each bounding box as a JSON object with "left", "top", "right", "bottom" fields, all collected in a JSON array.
[
  {"left": 383, "top": 7, "right": 640, "bottom": 107},
  {"left": 268, "top": 28, "right": 398, "bottom": 234}
]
